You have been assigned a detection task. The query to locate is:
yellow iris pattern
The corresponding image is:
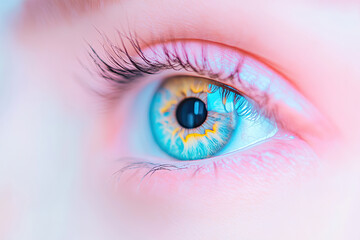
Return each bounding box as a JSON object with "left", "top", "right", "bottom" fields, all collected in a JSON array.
[{"left": 149, "top": 76, "right": 238, "bottom": 160}]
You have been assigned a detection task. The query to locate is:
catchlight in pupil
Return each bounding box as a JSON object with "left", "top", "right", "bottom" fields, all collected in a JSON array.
[{"left": 176, "top": 98, "right": 208, "bottom": 129}]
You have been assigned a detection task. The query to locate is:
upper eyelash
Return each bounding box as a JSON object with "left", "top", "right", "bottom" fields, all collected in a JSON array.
[
  {"left": 88, "top": 33, "right": 272, "bottom": 120},
  {"left": 88, "top": 33, "right": 242, "bottom": 85}
]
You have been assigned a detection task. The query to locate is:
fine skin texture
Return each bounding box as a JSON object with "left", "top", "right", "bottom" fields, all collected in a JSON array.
[{"left": 1, "top": 0, "right": 360, "bottom": 239}]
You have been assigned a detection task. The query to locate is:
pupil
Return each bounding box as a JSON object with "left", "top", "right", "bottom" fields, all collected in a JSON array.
[{"left": 176, "top": 97, "right": 208, "bottom": 129}]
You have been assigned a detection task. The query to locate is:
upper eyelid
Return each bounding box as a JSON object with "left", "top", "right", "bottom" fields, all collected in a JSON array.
[
  {"left": 87, "top": 34, "right": 334, "bottom": 146},
  {"left": 88, "top": 35, "right": 287, "bottom": 123},
  {"left": 87, "top": 34, "right": 304, "bottom": 118},
  {"left": 86, "top": 33, "right": 311, "bottom": 112},
  {"left": 89, "top": 35, "right": 257, "bottom": 96},
  {"left": 89, "top": 32, "right": 293, "bottom": 87}
]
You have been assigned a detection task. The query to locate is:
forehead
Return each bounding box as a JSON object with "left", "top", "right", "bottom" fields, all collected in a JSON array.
[{"left": 19, "top": 0, "right": 354, "bottom": 25}]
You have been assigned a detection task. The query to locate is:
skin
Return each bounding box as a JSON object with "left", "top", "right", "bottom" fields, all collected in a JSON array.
[{"left": 1, "top": 0, "right": 360, "bottom": 239}]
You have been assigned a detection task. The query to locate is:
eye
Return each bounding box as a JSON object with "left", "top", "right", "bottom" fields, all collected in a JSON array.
[
  {"left": 149, "top": 75, "right": 277, "bottom": 160},
  {"left": 88, "top": 36, "right": 322, "bottom": 193}
]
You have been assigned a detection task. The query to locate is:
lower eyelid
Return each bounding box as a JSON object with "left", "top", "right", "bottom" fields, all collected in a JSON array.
[{"left": 112, "top": 131, "right": 319, "bottom": 200}]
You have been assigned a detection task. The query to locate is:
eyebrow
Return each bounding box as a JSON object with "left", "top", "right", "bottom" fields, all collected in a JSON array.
[{"left": 20, "top": 0, "right": 119, "bottom": 26}]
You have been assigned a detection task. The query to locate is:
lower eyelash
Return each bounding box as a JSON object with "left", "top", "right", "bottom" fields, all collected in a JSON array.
[
  {"left": 115, "top": 161, "right": 188, "bottom": 182},
  {"left": 113, "top": 134, "right": 318, "bottom": 192}
]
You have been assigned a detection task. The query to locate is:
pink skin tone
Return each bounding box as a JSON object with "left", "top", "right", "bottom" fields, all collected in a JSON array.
[{"left": 1, "top": 0, "right": 360, "bottom": 239}]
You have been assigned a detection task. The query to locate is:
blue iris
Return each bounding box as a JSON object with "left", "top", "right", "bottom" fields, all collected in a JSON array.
[{"left": 149, "top": 76, "right": 249, "bottom": 160}]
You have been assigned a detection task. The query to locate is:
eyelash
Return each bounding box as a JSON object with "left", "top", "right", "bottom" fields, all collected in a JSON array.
[
  {"left": 88, "top": 34, "right": 237, "bottom": 83},
  {"left": 114, "top": 160, "right": 188, "bottom": 182},
  {"left": 80, "top": 33, "right": 326, "bottom": 194},
  {"left": 88, "top": 34, "right": 270, "bottom": 121},
  {"left": 87, "top": 33, "right": 288, "bottom": 178}
]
